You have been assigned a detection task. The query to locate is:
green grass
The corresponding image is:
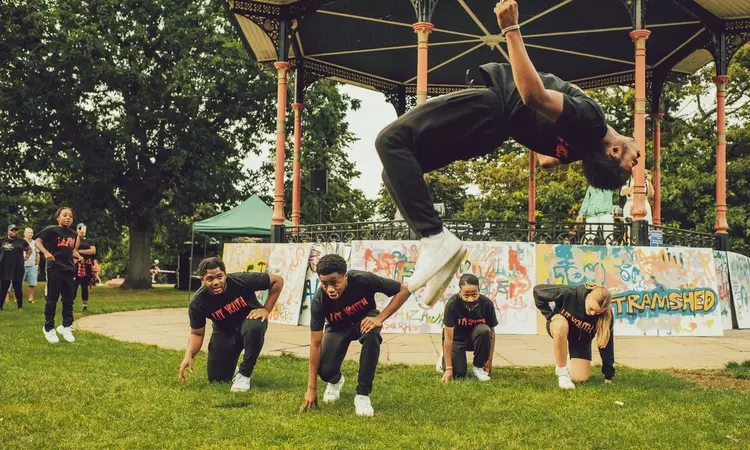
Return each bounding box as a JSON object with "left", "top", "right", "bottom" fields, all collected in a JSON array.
[
  {"left": 1, "top": 286, "right": 749, "bottom": 449},
  {"left": 727, "top": 361, "right": 750, "bottom": 380}
]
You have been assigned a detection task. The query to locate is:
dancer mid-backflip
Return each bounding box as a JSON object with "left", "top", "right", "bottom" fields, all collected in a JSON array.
[{"left": 376, "top": 1, "right": 640, "bottom": 305}]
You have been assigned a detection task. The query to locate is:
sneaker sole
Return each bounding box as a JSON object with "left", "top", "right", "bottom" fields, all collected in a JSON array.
[
  {"left": 409, "top": 235, "right": 464, "bottom": 292},
  {"left": 423, "top": 246, "right": 467, "bottom": 307}
]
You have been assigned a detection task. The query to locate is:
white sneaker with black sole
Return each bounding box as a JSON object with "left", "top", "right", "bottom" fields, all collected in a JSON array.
[
  {"left": 230, "top": 373, "right": 251, "bottom": 392},
  {"left": 354, "top": 394, "right": 374, "bottom": 417},
  {"left": 407, "top": 228, "right": 463, "bottom": 292},
  {"left": 56, "top": 325, "right": 75, "bottom": 343},
  {"left": 43, "top": 327, "right": 60, "bottom": 344},
  {"left": 555, "top": 366, "right": 576, "bottom": 390},
  {"left": 323, "top": 375, "right": 345, "bottom": 403},
  {"left": 471, "top": 366, "right": 491, "bottom": 382}
]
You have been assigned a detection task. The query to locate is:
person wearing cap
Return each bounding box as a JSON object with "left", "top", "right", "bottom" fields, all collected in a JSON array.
[
  {"left": 74, "top": 224, "right": 96, "bottom": 313},
  {"left": 0, "top": 225, "right": 32, "bottom": 311}
]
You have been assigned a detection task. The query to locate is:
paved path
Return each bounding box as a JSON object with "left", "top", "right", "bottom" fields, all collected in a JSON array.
[{"left": 77, "top": 309, "right": 750, "bottom": 370}]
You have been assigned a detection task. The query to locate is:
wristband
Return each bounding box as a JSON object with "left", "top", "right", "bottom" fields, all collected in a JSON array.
[
  {"left": 445, "top": 366, "right": 453, "bottom": 370},
  {"left": 502, "top": 24, "right": 521, "bottom": 35}
]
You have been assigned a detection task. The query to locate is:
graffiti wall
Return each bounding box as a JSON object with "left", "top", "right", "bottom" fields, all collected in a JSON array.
[
  {"left": 714, "top": 251, "right": 734, "bottom": 330},
  {"left": 727, "top": 252, "right": 750, "bottom": 329},
  {"left": 345, "top": 241, "right": 537, "bottom": 334},
  {"left": 222, "top": 243, "right": 273, "bottom": 274},
  {"left": 298, "top": 242, "right": 353, "bottom": 326},
  {"left": 536, "top": 245, "right": 723, "bottom": 336},
  {"left": 265, "top": 243, "right": 313, "bottom": 326},
  {"left": 221, "top": 241, "right": 734, "bottom": 335}
]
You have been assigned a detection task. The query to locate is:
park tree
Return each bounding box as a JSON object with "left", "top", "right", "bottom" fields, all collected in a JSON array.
[{"left": 1, "top": 0, "right": 278, "bottom": 288}]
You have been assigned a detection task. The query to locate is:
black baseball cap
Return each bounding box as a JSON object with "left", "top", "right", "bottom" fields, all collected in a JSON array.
[{"left": 8, "top": 224, "right": 19, "bottom": 231}]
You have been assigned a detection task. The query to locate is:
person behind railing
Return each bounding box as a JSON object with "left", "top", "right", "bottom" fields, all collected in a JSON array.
[
  {"left": 620, "top": 170, "right": 654, "bottom": 224},
  {"left": 577, "top": 185, "right": 614, "bottom": 244},
  {"left": 533, "top": 283, "right": 615, "bottom": 390},
  {"left": 374, "top": 1, "right": 640, "bottom": 306}
]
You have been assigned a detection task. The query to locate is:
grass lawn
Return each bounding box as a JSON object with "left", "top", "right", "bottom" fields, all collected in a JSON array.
[{"left": 1, "top": 286, "right": 749, "bottom": 449}]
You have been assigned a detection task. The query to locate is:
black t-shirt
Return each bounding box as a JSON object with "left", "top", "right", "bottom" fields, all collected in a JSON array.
[
  {"left": 0, "top": 237, "right": 30, "bottom": 280},
  {"left": 33, "top": 226, "right": 78, "bottom": 273},
  {"left": 443, "top": 294, "right": 499, "bottom": 342},
  {"left": 77, "top": 239, "right": 95, "bottom": 276},
  {"left": 310, "top": 270, "right": 401, "bottom": 332},
  {"left": 188, "top": 272, "right": 270, "bottom": 333},
  {"left": 479, "top": 63, "right": 608, "bottom": 164}
]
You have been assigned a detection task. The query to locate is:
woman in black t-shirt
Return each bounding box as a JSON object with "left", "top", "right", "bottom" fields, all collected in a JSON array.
[
  {"left": 34, "top": 207, "right": 81, "bottom": 344},
  {"left": 438, "top": 274, "right": 498, "bottom": 382},
  {"left": 533, "top": 283, "right": 615, "bottom": 390}
]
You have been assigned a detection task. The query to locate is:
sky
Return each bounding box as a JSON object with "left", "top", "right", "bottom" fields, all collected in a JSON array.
[{"left": 244, "top": 84, "right": 397, "bottom": 201}]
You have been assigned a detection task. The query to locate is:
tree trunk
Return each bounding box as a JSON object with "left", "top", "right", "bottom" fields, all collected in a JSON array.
[{"left": 121, "top": 224, "right": 153, "bottom": 290}]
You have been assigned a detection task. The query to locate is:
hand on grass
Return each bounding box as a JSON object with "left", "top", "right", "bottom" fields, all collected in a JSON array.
[
  {"left": 440, "top": 369, "right": 453, "bottom": 383},
  {"left": 360, "top": 316, "right": 383, "bottom": 334},
  {"left": 178, "top": 357, "right": 193, "bottom": 381},
  {"left": 300, "top": 388, "right": 318, "bottom": 411},
  {"left": 248, "top": 308, "right": 270, "bottom": 322},
  {"left": 484, "top": 360, "right": 493, "bottom": 375}
]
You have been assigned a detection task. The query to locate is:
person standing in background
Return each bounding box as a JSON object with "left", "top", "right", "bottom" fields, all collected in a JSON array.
[
  {"left": 23, "top": 228, "right": 40, "bottom": 304},
  {"left": 0, "top": 225, "right": 32, "bottom": 311},
  {"left": 74, "top": 224, "right": 96, "bottom": 313},
  {"left": 577, "top": 185, "right": 615, "bottom": 243}
]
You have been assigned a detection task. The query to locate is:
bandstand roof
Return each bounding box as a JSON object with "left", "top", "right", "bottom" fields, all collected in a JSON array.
[{"left": 226, "top": 0, "right": 750, "bottom": 103}]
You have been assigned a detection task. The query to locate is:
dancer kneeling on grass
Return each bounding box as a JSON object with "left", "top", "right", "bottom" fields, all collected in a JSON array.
[
  {"left": 300, "top": 254, "right": 411, "bottom": 417},
  {"left": 533, "top": 283, "right": 615, "bottom": 389},
  {"left": 437, "top": 274, "right": 497, "bottom": 382},
  {"left": 36, "top": 207, "right": 82, "bottom": 343},
  {"left": 178, "top": 257, "right": 283, "bottom": 392},
  {"left": 375, "top": 0, "right": 640, "bottom": 306}
]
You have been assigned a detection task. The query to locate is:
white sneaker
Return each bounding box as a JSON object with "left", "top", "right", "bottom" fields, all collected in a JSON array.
[
  {"left": 323, "top": 375, "right": 345, "bottom": 403},
  {"left": 354, "top": 394, "right": 374, "bottom": 417},
  {"left": 408, "top": 228, "right": 463, "bottom": 292},
  {"left": 421, "top": 246, "right": 467, "bottom": 306},
  {"left": 56, "top": 325, "right": 75, "bottom": 343},
  {"left": 435, "top": 351, "right": 444, "bottom": 373},
  {"left": 230, "top": 373, "right": 251, "bottom": 392},
  {"left": 471, "top": 366, "right": 491, "bottom": 382},
  {"left": 43, "top": 326, "right": 60, "bottom": 344},
  {"left": 555, "top": 366, "right": 576, "bottom": 390}
]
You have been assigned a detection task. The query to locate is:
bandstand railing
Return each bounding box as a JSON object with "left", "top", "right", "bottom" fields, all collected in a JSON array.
[
  {"left": 648, "top": 224, "right": 715, "bottom": 249},
  {"left": 286, "top": 219, "right": 637, "bottom": 247}
]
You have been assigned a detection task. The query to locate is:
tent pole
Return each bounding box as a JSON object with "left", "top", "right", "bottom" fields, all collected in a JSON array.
[{"left": 188, "top": 230, "right": 195, "bottom": 303}]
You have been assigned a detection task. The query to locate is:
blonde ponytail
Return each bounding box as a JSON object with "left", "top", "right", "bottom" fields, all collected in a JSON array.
[{"left": 585, "top": 284, "right": 613, "bottom": 349}]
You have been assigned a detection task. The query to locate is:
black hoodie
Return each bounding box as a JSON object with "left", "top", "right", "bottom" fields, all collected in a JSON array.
[{"left": 534, "top": 284, "right": 615, "bottom": 380}]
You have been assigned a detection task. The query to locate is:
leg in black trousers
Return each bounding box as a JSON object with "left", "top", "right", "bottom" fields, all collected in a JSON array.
[
  {"left": 238, "top": 318, "right": 268, "bottom": 378},
  {"left": 375, "top": 88, "right": 509, "bottom": 237},
  {"left": 470, "top": 324, "right": 493, "bottom": 369},
  {"left": 206, "top": 328, "right": 244, "bottom": 383},
  {"left": 0, "top": 280, "right": 11, "bottom": 310},
  {"left": 44, "top": 271, "right": 63, "bottom": 331},
  {"left": 12, "top": 278, "right": 23, "bottom": 309},
  {"left": 75, "top": 276, "right": 90, "bottom": 302},
  {"left": 450, "top": 341, "right": 470, "bottom": 379},
  {"left": 59, "top": 272, "right": 76, "bottom": 328},
  {"left": 318, "top": 319, "right": 382, "bottom": 396}
]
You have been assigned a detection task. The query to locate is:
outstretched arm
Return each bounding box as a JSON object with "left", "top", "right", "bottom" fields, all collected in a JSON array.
[
  {"left": 495, "top": 1, "right": 565, "bottom": 122},
  {"left": 536, "top": 153, "right": 561, "bottom": 169},
  {"left": 361, "top": 284, "right": 411, "bottom": 334}
]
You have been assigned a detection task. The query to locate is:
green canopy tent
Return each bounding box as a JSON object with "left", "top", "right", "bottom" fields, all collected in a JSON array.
[{"left": 186, "top": 195, "right": 291, "bottom": 298}]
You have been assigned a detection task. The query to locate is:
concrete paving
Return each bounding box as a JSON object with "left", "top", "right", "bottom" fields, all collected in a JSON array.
[{"left": 76, "top": 308, "right": 750, "bottom": 370}]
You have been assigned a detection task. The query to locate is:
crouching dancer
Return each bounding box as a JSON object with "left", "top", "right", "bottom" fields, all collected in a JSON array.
[
  {"left": 300, "top": 255, "right": 411, "bottom": 417},
  {"left": 533, "top": 283, "right": 615, "bottom": 389},
  {"left": 178, "top": 257, "right": 283, "bottom": 392}
]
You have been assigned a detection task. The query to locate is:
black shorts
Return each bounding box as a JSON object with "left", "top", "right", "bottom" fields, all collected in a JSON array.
[{"left": 546, "top": 320, "right": 593, "bottom": 361}]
